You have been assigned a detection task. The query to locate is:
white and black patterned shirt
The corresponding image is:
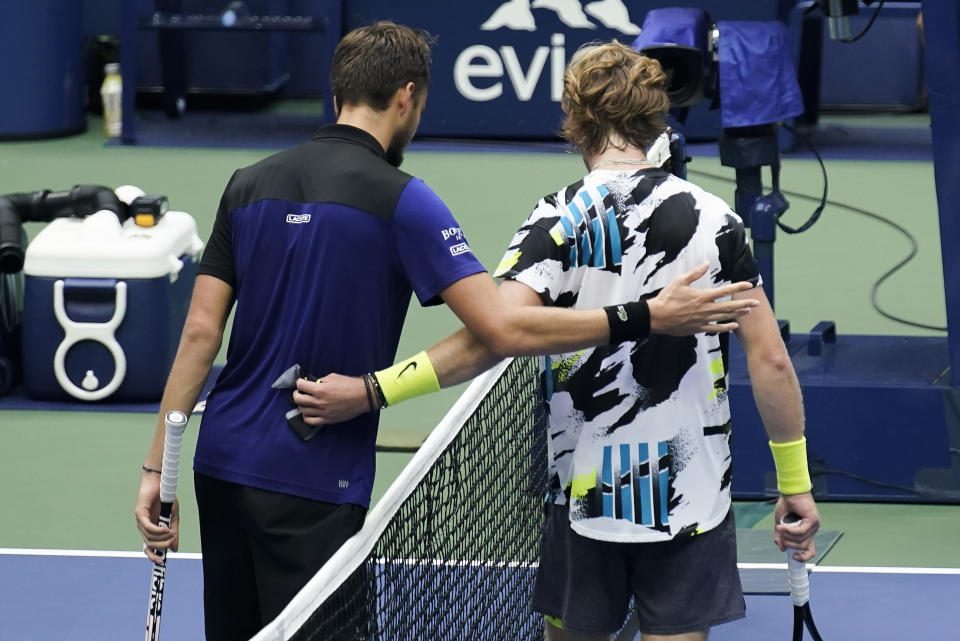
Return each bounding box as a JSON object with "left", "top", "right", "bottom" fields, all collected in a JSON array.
[{"left": 494, "top": 167, "right": 760, "bottom": 543}]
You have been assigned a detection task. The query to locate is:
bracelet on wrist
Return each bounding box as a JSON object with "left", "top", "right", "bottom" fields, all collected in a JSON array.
[
  {"left": 361, "top": 374, "right": 377, "bottom": 412},
  {"left": 369, "top": 372, "right": 388, "bottom": 409},
  {"left": 142, "top": 465, "right": 161, "bottom": 475}
]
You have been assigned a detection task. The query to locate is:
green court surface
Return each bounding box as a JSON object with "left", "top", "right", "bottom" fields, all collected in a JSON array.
[{"left": 1, "top": 114, "right": 958, "bottom": 571}]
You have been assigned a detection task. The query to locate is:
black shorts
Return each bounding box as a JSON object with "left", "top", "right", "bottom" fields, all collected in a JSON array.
[
  {"left": 532, "top": 504, "right": 746, "bottom": 636},
  {"left": 195, "top": 472, "right": 367, "bottom": 641}
]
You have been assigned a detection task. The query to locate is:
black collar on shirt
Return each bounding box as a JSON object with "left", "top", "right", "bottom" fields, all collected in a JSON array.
[{"left": 312, "top": 124, "right": 387, "bottom": 161}]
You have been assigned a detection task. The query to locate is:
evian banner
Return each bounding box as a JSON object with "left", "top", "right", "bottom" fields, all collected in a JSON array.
[{"left": 344, "top": 1, "right": 784, "bottom": 138}]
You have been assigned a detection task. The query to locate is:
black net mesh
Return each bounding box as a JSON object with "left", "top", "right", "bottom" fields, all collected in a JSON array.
[{"left": 288, "top": 357, "right": 548, "bottom": 641}]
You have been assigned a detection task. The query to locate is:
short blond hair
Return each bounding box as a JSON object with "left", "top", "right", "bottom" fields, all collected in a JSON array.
[{"left": 561, "top": 42, "right": 670, "bottom": 156}]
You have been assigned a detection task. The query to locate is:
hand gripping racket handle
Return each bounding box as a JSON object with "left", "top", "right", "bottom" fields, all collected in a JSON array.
[
  {"left": 781, "top": 512, "right": 810, "bottom": 607},
  {"left": 146, "top": 410, "right": 189, "bottom": 641}
]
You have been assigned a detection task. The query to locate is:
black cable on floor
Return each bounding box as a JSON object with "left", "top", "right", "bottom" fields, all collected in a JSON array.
[
  {"left": 812, "top": 468, "right": 916, "bottom": 494},
  {"left": 686, "top": 167, "right": 948, "bottom": 332}
]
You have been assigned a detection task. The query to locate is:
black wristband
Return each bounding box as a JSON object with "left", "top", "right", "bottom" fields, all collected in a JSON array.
[
  {"left": 604, "top": 300, "right": 651, "bottom": 344},
  {"left": 142, "top": 465, "right": 161, "bottom": 475}
]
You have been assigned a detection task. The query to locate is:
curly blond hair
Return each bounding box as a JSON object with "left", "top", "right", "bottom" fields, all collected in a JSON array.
[{"left": 560, "top": 42, "right": 670, "bottom": 156}]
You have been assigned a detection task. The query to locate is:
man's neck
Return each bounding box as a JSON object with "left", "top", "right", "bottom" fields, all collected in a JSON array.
[
  {"left": 336, "top": 104, "right": 394, "bottom": 153},
  {"left": 585, "top": 144, "right": 651, "bottom": 172}
]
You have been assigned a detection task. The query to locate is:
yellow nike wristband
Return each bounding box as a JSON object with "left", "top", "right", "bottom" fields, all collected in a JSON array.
[
  {"left": 769, "top": 437, "right": 813, "bottom": 495},
  {"left": 374, "top": 351, "right": 440, "bottom": 407}
]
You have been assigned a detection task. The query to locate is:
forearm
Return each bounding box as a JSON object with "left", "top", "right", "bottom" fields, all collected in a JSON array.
[
  {"left": 427, "top": 327, "right": 504, "bottom": 388},
  {"left": 143, "top": 324, "right": 222, "bottom": 467},
  {"left": 748, "top": 350, "right": 806, "bottom": 443},
  {"left": 491, "top": 305, "right": 610, "bottom": 357}
]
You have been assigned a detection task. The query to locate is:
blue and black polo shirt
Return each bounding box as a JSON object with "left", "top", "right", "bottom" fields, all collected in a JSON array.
[{"left": 194, "top": 124, "right": 485, "bottom": 507}]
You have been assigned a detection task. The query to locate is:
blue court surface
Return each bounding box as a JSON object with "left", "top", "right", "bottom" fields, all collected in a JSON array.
[{"left": 1, "top": 550, "right": 957, "bottom": 640}]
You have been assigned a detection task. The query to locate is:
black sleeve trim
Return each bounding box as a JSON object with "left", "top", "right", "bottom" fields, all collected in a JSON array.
[{"left": 197, "top": 171, "right": 239, "bottom": 289}]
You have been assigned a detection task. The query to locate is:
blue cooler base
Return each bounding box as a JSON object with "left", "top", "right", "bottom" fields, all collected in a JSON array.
[
  {"left": 22, "top": 267, "right": 194, "bottom": 403},
  {"left": 728, "top": 329, "right": 960, "bottom": 503}
]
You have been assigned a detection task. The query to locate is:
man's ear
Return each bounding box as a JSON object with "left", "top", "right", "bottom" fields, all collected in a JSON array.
[
  {"left": 396, "top": 82, "right": 417, "bottom": 115},
  {"left": 333, "top": 95, "right": 340, "bottom": 117}
]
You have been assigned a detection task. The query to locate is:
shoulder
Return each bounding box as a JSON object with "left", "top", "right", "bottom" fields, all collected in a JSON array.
[
  {"left": 227, "top": 141, "right": 416, "bottom": 218},
  {"left": 393, "top": 178, "right": 458, "bottom": 226},
  {"left": 668, "top": 177, "right": 738, "bottom": 220}
]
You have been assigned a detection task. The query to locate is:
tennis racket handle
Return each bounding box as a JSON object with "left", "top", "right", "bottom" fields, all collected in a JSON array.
[
  {"left": 781, "top": 512, "right": 810, "bottom": 607},
  {"left": 159, "top": 410, "right": 189, "bottom": 504},
  {"left": 785, "top": 548, "right": 810, "bottom": 606},
  {"left": 150, "top": 503, "right": 175, "bottom": 560}
]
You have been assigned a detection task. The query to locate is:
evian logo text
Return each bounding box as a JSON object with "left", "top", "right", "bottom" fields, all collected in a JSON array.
[
  {"left": 455, "top": 0, "right": 641, "bottom": 102},
  {"left": 286, "top": 213, "right": 311, "bottom": 224}
]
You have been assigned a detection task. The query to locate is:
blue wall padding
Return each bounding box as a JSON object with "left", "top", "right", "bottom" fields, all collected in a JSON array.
[
  {"left": 0, "top": 1, "right": 85, "bottom": 137},
  {"left": 717, "top": 21, "right": 804, "bottom": 128}
]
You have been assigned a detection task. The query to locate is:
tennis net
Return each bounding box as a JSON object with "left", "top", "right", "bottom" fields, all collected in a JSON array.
[{"left": 252, "top": 356, "right": 548, "bottom": 641}]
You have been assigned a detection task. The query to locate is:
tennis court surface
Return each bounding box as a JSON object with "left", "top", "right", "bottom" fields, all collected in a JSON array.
[
  {"left": 2, "top": 542, "right": 958, "bottom": 639},
  {"left": 5, "top": 359, "right": 956, "bottom": 641}
]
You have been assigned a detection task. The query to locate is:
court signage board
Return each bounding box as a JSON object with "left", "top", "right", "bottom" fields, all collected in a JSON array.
[
  {"left": 345, "top": 1, "right": 786, "bottom": 139},
  {"left": 347, "top": 0, "right": 647, "bottom": 138}
]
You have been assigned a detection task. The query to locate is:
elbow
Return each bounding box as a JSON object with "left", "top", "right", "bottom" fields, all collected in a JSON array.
[
  {"left": 766, "top": 351, "right": 793, "bottom": 375},
  {"left": 180, "top": 318, "right": 222, "bottom": 352},
  {"left": 752, "top": 348, "right": 793, "bottom": 378},
  {"left": 474, "top": 321, "right": 529, "bottom": 360},
  {"left": 483, "top": 332, "right": 520, "bottom": 360}
]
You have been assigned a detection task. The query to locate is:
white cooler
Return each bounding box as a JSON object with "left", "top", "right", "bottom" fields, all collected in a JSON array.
[{"left": 22, "top": 210, "right": 203, "bottom": 401}]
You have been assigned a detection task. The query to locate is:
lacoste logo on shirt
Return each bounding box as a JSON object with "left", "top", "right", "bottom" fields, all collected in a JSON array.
[
  {"left": 617, "top": 305, "right": 628, "bottom": 322},
  {"left": 398, "top": 361, "right": 417, "bottom": 379},
  {"left": 450, "top": 242, "right": 472, "bottom": 257},
  {"left": 286, "top": 213, "right": 311, "bottom": 224}
]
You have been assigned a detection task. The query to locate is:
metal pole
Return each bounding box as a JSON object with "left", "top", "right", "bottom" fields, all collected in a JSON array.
[{"left": 922, "top": 1, "right": 960, "bottom": 385}]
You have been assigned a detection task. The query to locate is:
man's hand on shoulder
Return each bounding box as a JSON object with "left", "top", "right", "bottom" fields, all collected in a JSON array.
[
  {"left": 294, "top": 374, "right": 371, "bottom": 426},
  {"left": 648, "top": 261, "right": 759, "bottom": 336}
]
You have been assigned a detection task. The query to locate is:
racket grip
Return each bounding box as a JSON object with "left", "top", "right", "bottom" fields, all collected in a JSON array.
[
  {"left": 159, "top": 410, "right": 189, "bottom": 504},
  {"left": 785, "top": 548, "right": 810, "bottom": 606},
  {"left": 781, "top": 512, "right": 811, "bottom": 607}
]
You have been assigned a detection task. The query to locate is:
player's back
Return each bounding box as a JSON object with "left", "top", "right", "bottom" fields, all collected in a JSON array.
[{"left": 495, "top": 167, "right": 758, "bottom": 541}]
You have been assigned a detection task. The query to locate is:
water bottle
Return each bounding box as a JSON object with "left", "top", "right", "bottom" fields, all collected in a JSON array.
[{"left": 100, "top": 62, "right": 122, "bottom": 138}]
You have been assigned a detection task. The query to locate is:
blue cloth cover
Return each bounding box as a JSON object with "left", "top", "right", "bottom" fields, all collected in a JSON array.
[
  {"left": 632, "top": 7, "right": 709, "bottom": 51},
  {"left": 716, "top": 21, "right": 804, "bottom": 128}
]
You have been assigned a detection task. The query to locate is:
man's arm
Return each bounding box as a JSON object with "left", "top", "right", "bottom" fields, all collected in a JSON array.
[
  {"left": 732, "top": 287, "right": 821, "bottom": 560},
  {"left": 134, "top": 275, "right": 234, "bottom": 563},
  {"left": 294, "top": 263, "right": 759, "bottom": 424},
  {"left": 441, "top": 262, "right": 757, "bottom": 359}
]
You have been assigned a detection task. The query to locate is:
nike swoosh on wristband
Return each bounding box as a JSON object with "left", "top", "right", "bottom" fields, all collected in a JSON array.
[{"left": 398, "top": 361, "right": 417, "bottom": 379}]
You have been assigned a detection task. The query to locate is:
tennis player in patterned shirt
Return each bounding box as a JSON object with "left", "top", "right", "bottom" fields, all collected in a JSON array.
[{"left": 297, "top": 41, "right": 821, "bottom": 641}]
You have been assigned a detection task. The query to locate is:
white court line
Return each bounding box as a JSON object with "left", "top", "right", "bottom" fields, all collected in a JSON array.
[
  {"left": 812, "top": 565, "right": 960, "bottom": 575},
  {"left": 737, "top": 561, "right": 960, "bottom": 575},
  {"left": 0, "top": 548, "right": 202, "bottom": 560},
  {"left": 2, "top": 549, "right": 959, "bottom": 575}
]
